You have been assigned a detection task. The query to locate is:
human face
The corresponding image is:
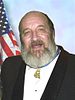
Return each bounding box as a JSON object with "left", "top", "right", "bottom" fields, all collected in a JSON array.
[{"left": 20, "top": 12, "right": 54, "bottom": 58}]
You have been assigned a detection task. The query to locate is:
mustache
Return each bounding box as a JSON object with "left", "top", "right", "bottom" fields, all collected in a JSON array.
[{"left": 31, "top": 40, "right": 44, "bottom": 47}]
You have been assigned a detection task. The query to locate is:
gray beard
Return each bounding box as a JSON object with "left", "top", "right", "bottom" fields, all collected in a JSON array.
[{"left": 21, "top": 45, "right": 56, "bottom": 68}]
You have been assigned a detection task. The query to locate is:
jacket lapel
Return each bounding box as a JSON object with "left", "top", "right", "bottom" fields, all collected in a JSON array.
[
  {"left": 41, "top": 47, "right": 68, "bottom": 100},
  {"left": 1, "top": 56, "right": 26, "bottom": 100}
]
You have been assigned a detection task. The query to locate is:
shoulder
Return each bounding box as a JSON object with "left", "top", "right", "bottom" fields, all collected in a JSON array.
[
  {"left": 58, "top": 45, "right": 75, "bottom": 66},
  {"left": 4, "top": 55, "right": 23, "bottom": 62},
  {"left": 1, "top": 55, "right": 25, "bottom": 72},
  {"left": 60, "top": 46, "right": 75, "bottom": 68},
  {"left": 2, "top": 55, "right": 24, "bottom": 65},
  {"left": 58, "top": 45, "right": 75, "bottom": 58}
]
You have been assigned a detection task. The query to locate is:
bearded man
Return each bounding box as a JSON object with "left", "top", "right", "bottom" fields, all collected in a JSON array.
[{"left": 1, "top": 11, "right": 75, "bottom": 100}]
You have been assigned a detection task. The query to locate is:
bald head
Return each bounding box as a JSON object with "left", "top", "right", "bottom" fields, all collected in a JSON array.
[{"left": 19, "top": 11, "right": 54, "bottom": 35}]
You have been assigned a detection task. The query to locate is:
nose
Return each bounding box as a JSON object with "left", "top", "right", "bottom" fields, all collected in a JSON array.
[{"left": 32, "top": 31, "right": 38, "bottom": 41}]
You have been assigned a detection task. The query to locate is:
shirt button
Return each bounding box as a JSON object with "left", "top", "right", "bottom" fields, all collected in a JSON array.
[{"left": 35, "top": 90, "right": 37, "bottom": 92}]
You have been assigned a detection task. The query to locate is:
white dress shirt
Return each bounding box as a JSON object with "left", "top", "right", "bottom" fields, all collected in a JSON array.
[{"left": 23, "top": 54, "right": 59, "bottom": 100}]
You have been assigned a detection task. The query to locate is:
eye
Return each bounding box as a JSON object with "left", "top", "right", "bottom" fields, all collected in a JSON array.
[
  {"left": 25, "top": 31, "right": 30, "bottom": 35},
  {"left": 37, "top": 28, "right": 47, "bottom": 33},
  {"left": 23, "top": 30, "right": 31, "bottom": 37}
]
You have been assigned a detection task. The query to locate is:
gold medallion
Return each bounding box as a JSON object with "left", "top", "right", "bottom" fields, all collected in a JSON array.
[{"left": 34, "top": 69, "right": 40, "bottom": 79}]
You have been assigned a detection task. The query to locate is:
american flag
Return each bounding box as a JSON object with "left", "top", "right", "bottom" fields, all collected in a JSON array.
[{"left": 0, "top": 0, "right": 21, "bottom": 65}]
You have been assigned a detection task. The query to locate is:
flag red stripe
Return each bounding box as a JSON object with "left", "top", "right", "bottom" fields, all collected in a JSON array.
[
  {"left": 9, "top": 32, "right": 21, "bottom": 55},
  {"left": 1, "top": 36, "right": 14, "bottom": 56},
  {"left": 9, "top": 32, "right": 18, "bottom": 46},
  {"left": 16, "top": 50, "right": 21, "bottom": 55}
]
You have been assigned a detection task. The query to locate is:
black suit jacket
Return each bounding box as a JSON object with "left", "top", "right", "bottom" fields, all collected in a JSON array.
[{"left": 1, "top": 46, "right": 75, "bottom": 100}]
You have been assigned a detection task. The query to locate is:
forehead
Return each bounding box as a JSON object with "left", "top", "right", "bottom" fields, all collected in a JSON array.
[{"left": 20, "top": 12, "right": 48, "bottom": 26}]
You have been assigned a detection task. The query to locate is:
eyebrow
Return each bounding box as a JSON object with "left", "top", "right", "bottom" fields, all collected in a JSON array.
[
  {"left": 37, "top": 25, "right": 45, "bottom": 28},
  {"left": 22, "top": 28, "right": 30, "bottom": 34}
]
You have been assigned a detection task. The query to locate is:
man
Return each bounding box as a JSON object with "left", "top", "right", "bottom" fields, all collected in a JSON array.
[{"left": 1, "top": 11, "right": 75, "bottom": 100}]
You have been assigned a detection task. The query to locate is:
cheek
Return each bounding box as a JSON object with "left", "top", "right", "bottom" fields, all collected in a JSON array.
[
  {"left": 44, "top": 37, "right": 49, "bottom": 48},
  {"left": 40, "top": 35, "right": 49, "bottom": 47},
  {"left": 22, "top": 37, "right": 31, "bottom": 50}
]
